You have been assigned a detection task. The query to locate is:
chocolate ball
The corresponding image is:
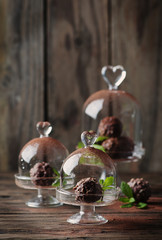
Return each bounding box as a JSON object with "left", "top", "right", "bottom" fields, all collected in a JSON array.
[
  {"left": 128, "top": 178, "right": 151, "bottom": 203},
  {"left": 73, "top": 177, "right": 103, "bottom": 203},
  {"left": 30, "top": 162, "right": 54, "bottom": 186},
  {"left": 98, "top": 116, "right": 122, "bottom": 138},
  {"left": 102, "top": 136, "right": 134, "bottom": 159}
]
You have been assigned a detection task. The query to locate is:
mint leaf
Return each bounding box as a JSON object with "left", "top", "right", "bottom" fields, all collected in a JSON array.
[
  {"left": 77, "top": 141, "right": 84, "bottom": 149},
  {"left": 119, "top": 197, "right": 135, "bottom": 204},
  {"left": 52, "top": 168, "right": 60, "bottom": 176},
  {"left": 100, "top": 176, "right": 114, "bottom": 191},
  {"left": 103, "top": 176, "right": 114, "bottom": 187},
  {"left": 136, "top": 202, "right": 147, "bottom": 209},
  {"left": 95, "top": 136, "right": 108, "bottom": 143},
  {"left": 99, "top": 179, "right": 104, "bottom": 185},
  {"left": 129, "top": 197, "right": 135, "bottom": 203},
  {"left": 52, "top": 178, "right": 67, "bottom": 187},
  {"left": 77, "top": 141, "right": 106, "bottom": 152},
  {"left": 120, "top": 181, "right": 133, "bottom": 198},
  {"left": 93, "top": 144, "right": 106, "bottom": 152},
  {"left": 52, "top": 178, "right": 60, "bottom": 187},
  {"left": 120, "top": 203, "right": 133, "bottom": 208},
  {"left": 119, "top": 181, "right": 149, "bottom": 209},
  {"left": 52, "top": 169, "right": 68, "bottom": 187},
  {"left": 119, "top": 197, "right": 130, "bottom": 203}
]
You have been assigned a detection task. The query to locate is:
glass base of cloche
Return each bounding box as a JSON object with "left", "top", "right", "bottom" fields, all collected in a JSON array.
[
  {"left": 112, "top": 145, "right": 145, "bottom": 164},
  {"left": 56, "top": 188, "right": 119, "bottom": 225},
  {"left": 15, "top": 174, "right": 62, "bottom": 208},
  {"left": 67, "top": 205, "right": 108, "bottom": 225},
  {"left": 26, "top": 189, "right": 62, "bottom": 208}
]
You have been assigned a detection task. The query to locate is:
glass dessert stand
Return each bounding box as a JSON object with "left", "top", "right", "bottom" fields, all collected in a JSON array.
[
  {"left": 56, "top": 131, "right": 119, "bottom": 225},
  {"left": 15, "top": 174, "right": 62, "bottom": 207},
  {"left": 56, "top": 187, "right": 119, "bottom": 225},
  {"left": 15, "top": 121, "right": 69, "bottom": 208},
  {"left": 82, "top": 65, "right": 145, "bottom": 184}
]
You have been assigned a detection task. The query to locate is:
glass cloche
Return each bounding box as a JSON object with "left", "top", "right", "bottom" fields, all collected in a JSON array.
[
  {"left": 15, "top": 121, "right": 69, "bottom": 207},
  {"left": 82, "top": 65, "right": 145, "bottom": 163},
  {"left": 56, "top": 131, "right": 119, "bottom": 225}
]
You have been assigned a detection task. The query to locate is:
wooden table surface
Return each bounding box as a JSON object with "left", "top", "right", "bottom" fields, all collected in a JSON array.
[{"left": 0, "top": 173, "right": 162, "bottom": 240}]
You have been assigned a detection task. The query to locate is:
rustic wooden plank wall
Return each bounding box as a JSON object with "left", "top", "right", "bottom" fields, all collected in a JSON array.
[
  {"left": 0, "top": 0, "right": 161, "bottom": 172},
  {"left": 0, "top": 0, "right": 44, "bottom": 171},
  {"left": 47, "top": 0, "right": 108, "bottom": 155},
  {"left": 111, "top": 0, "right": 162, "bottom": 172}
]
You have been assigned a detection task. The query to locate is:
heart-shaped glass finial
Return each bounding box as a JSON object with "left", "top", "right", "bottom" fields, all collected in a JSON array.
[
  {"left": 81, "top": 130, "right": 97, "bottom": 147},
  {"left": 36, "top": 121, "right": 52, "bottom": 138},
  {"left": 101, "top": 65, "right": 126, "bottom": 90}
]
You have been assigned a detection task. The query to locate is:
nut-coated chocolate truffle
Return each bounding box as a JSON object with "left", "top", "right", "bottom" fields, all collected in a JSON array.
[
  {"left": 98, "top": 116, "right": 122, "bottom": 138},
  {"left": 128, "top": 178, "right": 151, "bottom": 203},
  {"left": 102, "top": 136, "right": 134, "bottom": 159},
  {"left": 30, "top": 162, "right": 54, "bottom": 186},
  {"left": 73, "top": 177, "right": 103, "bottom": 203}
]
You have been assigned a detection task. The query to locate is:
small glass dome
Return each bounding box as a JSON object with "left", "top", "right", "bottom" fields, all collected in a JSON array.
[
  {"left": 15, "top": 121, "right": 69, "bottom": 207},
  {"left": 18, "top": 121, "right": 69, "bottom": 177},
  {"left": 82, "top": 65, "right": 145, "bottom": 162},
  {"left": 56, "top": 131, "right": 119, "bottom": 225}
]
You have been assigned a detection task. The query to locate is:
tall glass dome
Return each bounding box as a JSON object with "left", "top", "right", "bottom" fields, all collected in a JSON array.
[{"left": 82, "top": 65, "right": 145, "bottom": 162}]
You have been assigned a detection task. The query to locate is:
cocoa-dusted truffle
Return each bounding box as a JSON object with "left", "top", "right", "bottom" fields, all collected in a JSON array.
[
  {"left": 102, "top": 136, "right": 134, "bottom": 159},
  {"left": 128, "top": 178, "right": 151, "bottom": 203},
  {"left": 30, "top": 162, "right": 54, "bottom": 186},
  {"left": 98, "top": 116, "right": 122, "bottom": 138},
  {"left": 73, "top": 177, "right": 103, "bottom": 203}
]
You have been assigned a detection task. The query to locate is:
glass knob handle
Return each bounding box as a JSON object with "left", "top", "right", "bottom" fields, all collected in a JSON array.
[
  {"left": 101, "top": 65, "right": 126, "bottom": 90},
  {"left": 36, "top": 121, "right": 52, "bottom": 137},
  {"left": 81, "top": 130, "right": 97, "bottom": 147}
]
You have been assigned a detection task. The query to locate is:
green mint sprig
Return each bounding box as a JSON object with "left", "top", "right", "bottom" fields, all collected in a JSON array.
[
  {"left": 77, "top": 141, "right": 84, "bottom": 148},
  {"left": 52, "top": 168, "right": 60, "bottom": 187},
  {"left": 77, "top": 136, "right": 108, "bottom": 153},
  {"left": 93, "top": 144, "right": 106, "bottom": 152},
  {"left": 95, "top": 136, "right": 108, "bottom": 144},
  {"left": 52, "top": 168, "right": 67, "bottom": 187},
  {"left": 52, "top": 168, "right": 60, "bottom": 176},
  {"left": 99, "top": 176, "right": 114, "bottom": 191},
  {"left": 119, "top": 181, "right": 148, "bottom": 209}
]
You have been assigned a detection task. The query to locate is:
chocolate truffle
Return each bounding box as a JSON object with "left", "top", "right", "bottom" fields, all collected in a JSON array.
[
  {"left": 128, "top": 178, "right": 151, "bottom": 203},
  {"left": 98, "top": 116, "right": 122, "bottom": 138},
  {"left": 30, "top": 162, "right": 54, "bottom": 186},
  {"left": 102, "top": 136, "right": 134, "bottom": 159},
  {"left": 73, "top": 177, "right": 103, "bottom": 203}
]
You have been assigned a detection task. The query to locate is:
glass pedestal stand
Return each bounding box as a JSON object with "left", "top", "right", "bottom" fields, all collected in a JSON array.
[
  {"left": 56, "top": 186, "right": 119, "bottom": 225},
  {"left": 26, "top": 189, "right": 62, "bottom": 208},
  {"left": 67, "top": 205, "right": 107, "bottom": 225},
  {"left": 15, "top": 174, "right": 62, "bottom": 208}
]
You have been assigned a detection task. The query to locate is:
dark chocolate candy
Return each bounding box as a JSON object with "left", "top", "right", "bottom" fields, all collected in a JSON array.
[
  {"left": 102, "top": 136, "right": 134, "bottom": 159},
  {"left": 30, "top": 162, "right": 54, "bottom": 186},
  {"left": 98, "top": 116, "right": 122, "bottom": 138},
  {"left": 73, "top": 177, "right": 103, "bottom": 203},
  {"left": 128, "top": 178, "right": 151, "bottom": 203}
]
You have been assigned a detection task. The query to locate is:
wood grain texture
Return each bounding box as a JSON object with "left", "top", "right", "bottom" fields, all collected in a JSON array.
[
  {"left": 0, "top": 173, "right": 162, "bottom": 239},
  {"left": 111, "top": 0, "right": 162, "bottom": 172},
  {"left": 47, "top": 0, "right": 108, "bottom": 152},
  {"left": 0, "top": 0, "right": 44, "bottom": 171},
  {"left": 0, "top": 0, "right": 161, "bottom": 173}
]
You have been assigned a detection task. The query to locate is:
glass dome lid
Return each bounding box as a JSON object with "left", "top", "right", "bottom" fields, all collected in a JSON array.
[
  {"left": 56, "top": 131, "right": 119, "bottom": 225},
  {"left": 15, "top": 121, "right": 69, "bottom": 207},
  {"left": 18, "top": 121, "right": 68, "bottom": 177},
  {"left": 82, "top": 65, "right": 145, "bottom": 162}
]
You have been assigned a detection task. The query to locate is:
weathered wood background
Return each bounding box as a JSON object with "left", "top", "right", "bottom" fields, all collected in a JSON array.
[{"left": 0, "top": 0, "right": 161, "bottom": 172}]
